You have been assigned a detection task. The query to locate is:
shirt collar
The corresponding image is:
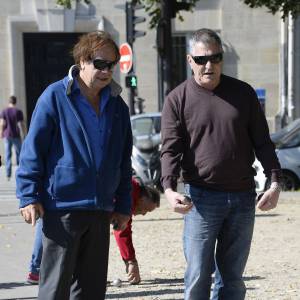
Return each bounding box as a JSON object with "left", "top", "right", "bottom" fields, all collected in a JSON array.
[
  {"left": 74, "top": 78, "right": 111, "bottom": 113},
  {"left": 65, "top": 65, "right": 122, "bottom": 97}
]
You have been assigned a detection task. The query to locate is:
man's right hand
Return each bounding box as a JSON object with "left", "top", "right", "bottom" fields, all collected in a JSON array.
[
  {"left": 20, "top": 203, "right": 44, "bottom": 226},
  {"left": 164, "top": 188, "right": 193, "bottom": 214}
]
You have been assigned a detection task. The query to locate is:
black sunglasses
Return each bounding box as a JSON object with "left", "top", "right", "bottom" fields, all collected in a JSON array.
[
  {"left": 191, "top": 53, "right": 223, "bottom": 65},
  {"left": 93, "top": 59, "right": 117, "bottom": 71}
]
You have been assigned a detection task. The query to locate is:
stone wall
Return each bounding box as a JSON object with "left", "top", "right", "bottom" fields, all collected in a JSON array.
[{"left": 0, "top": 0, "right": 299, "bottom": 158}]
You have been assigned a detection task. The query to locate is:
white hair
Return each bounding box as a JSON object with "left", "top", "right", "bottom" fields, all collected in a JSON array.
[{"left": 189, "top": 28, "right": 223, "bottom": 55}]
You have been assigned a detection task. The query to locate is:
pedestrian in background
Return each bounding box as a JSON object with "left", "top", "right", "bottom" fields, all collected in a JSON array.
[
  {"left": 16, "top": 31, "right": 133, "bottom": 300},
  {"left": 0, "top": 96, "right": 26, "bottom": 180},
  {"left": 26, "top": 177, "right": 160, "bottom": 285},
  {"left": 161, "top": 28, "right": 282, "bottom": 300}
]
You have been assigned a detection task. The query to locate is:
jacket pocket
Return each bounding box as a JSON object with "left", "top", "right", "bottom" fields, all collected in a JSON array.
[{"left": 53, "top": 165, "right": 94, "bottom": 200}]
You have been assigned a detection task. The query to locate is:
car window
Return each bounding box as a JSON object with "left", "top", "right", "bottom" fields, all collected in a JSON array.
[
  {"left": 280, "top": 130, "right": 300, "bottom": 148},
  {"left": 272, "top": 118, "right": 300, "bottom": 144},
  {"left": 132, "top": 118, "right": 154, "bottom": 136},
  {"left": 153, "top": 117, "right": 161, "bottom": 134}
]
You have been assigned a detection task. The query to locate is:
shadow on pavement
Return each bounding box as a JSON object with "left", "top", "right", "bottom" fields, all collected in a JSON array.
[
  {"left": 134, "top": 218, "right": 183, "bottom": 223},
  {"left": 107, "top": 278, "right": 184, "bottom": 299},
  {"left": 0, "top": 213, "right": 20, "bottom": 217},
  {"left": 138, "top": 278, "right": 184, "bottom": 285},
  {"left": 0, "top": 282, "right": 31, "bottom": 289},
  {"left": 255, "top": 213, "right": 279, "bottom": 218},
  {"left": 106, "top": 288, "right": 184, "bottom": 299},
  {"left": 243, "top": 275, "right": 264, "bottom": 281},
  {"left": 0, "top": 298, "right": 36, "bottom": 300}
]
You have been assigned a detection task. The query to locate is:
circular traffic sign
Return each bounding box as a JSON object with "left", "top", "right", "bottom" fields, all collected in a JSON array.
[{"left": 119, "top": 43, "right": 133, "bottom": 74}]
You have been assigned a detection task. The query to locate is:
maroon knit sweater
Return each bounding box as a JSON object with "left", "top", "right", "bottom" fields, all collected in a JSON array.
[{"left": 161, "top": 74, "right": 281, "bottom": 192}]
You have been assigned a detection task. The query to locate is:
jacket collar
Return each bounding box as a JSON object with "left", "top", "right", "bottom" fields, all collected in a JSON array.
[{"left": 64, "top": 65, "right": 122, "bottom": 97}]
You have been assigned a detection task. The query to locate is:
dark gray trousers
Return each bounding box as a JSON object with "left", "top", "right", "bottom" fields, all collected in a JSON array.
[{"left": 38, "top": 210, "right": 111, "bottom": 300}]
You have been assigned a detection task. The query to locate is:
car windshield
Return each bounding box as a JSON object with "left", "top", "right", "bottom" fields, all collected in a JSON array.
[
  {"left": 132, "top": 118, "right": 154, "bottom": 136},
  {"left": 271, "top": 118, "right": 300, "bottom": 146},
  {"left": 131, "top": 116, "right": 161, "bottom": 137},
  {"left": 277, "top": 129, "right": 300, "bottom": 148}
]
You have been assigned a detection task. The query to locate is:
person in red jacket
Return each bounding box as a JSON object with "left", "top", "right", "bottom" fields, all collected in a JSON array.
[
  {"left": 113, "top": 177, "right": 160, "bottom": 284},
  {"left": 26, "top": 177, "right": 160, "bottom": 285}
]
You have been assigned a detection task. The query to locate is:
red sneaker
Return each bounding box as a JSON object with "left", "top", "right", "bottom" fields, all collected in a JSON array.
[{"left": 27, "top": 272, "right": 39, "bottom": 284}]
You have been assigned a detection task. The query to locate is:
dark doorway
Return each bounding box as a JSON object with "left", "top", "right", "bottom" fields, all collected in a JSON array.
[
  {"left": 158, "top": 35, "right": 188, "bottom": 111},
  {"left": 172, "top": 35, "right": 188, "bottom": 88},
  {"left": 23, "top": 32, "right": 83, "bottom": 127}
]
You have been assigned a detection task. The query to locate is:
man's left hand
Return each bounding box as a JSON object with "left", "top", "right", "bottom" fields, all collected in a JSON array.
[
  {"left": 111, "top": 212, "right": 130, "bottom": 231},
  {"left": 256, "top": 187, "right": 280, "bottom": 211}
]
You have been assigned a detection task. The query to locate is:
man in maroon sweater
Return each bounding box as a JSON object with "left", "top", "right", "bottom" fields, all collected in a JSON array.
[
  {"left": 161, "top": 28, "right": 281, "bottom": 300},
  {"left": 114, "top": 177, "right": 160, "bottom": 284}
]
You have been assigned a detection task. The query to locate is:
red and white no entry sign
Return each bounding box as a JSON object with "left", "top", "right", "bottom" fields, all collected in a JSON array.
[{"left": 119, "top": 43, "right": 133, "bottom": 74}]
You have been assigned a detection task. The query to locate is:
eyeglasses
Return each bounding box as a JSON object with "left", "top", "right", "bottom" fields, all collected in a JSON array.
[
  {"left": 191, "top": 53, "right": 223, "bottom": 65},
  {"left": 92, "top": 59, "right": 117, "bottom": 71}
]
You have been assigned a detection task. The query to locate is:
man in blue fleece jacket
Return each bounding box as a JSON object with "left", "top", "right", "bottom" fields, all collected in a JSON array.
[{"left": 16, "top": 31, "right": 133, "bottom": 300}]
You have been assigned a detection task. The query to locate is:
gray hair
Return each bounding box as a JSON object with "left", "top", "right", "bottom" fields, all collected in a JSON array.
[{"left": 189, "top": 28, "right": 223, "bottom": 55}]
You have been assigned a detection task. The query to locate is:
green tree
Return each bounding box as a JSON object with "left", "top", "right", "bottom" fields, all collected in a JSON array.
[
  {"left": 56, "top": 0, "right": 90, "bottom": 9},
  {"left": 243, "top": 0, "right": 300, "bottom": 19},
  {"left": 55, "top": 0, "right": 198, "bottom": 27},
  {"left": 135, "top": 0, "right": 199, "bottom": 29},
  {"left": 56, "top": 0, "right": 300, "bottom": 24},
  {"left": 134, "top": 0, "right": 300, "bottom": 28},
  {"left": 132, "top": 0, "right": 300, "bottom": 28},
  {"left": 139, "top": 0, "right": 300, "bottom": 28}
]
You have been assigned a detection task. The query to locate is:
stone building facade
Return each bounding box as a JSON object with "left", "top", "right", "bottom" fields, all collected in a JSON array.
[{"left": 0, "top": 0, "right": 299, "bottom": 159}]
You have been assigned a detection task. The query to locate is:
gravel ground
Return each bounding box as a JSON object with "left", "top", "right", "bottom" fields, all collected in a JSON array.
[
  {"left": 0, "top": 169, "right": 299, "bottom": 300},
  {"left": 106, "top": 193, "right": 300, "bottom": 300}
]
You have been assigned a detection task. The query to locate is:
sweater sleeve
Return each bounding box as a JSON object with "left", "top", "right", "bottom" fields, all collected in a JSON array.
[
  {"left": 113, "top": 217, "right": 136, "bottom": 261},
  {"left": 16, "top": 95, "right": 56, "bottom": 208},
  {"left": 160, "top": 94, "right": 185, "bottom": 191},
  {"left": 114, "top": 104, "right": 133, "bottom": 215},
  {"left": 248, "top": 87, "right": 281, "bottom": 179}
]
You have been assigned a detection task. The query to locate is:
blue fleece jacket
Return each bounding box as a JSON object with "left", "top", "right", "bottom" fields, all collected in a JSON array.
[{"left": 16, "top": 66, "right": 133, "bottom": 215}]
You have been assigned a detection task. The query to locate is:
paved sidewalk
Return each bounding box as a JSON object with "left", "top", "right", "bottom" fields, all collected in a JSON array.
[
  {"left": 0, "top": 167, "right": 38, "bottom": 300},
  {"left": 0, "top": 167, "right": 299, "bottom": 299}
]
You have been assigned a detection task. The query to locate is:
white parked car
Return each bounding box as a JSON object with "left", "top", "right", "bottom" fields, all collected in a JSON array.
[
  {"left": 254, "top": 119, "right": 300, "bottom": 191},
  {"left": 130, "top": 113, "right": 162, "bottom": 191}
]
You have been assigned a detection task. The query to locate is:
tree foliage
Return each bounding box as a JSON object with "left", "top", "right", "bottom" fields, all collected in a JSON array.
[
  {"left": 132, "top": 0, "right": 300, "bottom": 28},
  {"left": 135, "top": 0, "right": 199, "bottom": 29},
  {"left": 243, "top": 0, "right": 300, "bottom": 19},
  {"left": 56, "top": 0, "right": 90, "bottom": 9},
  {"left": 55, "top": 0, "right": 299, "bottom": 24}
]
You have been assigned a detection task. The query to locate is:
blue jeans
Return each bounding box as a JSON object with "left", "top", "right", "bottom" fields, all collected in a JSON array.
[
  {"left": 29, "top": 218, "right": 43, "bottom": 275},
  {"left": 4, "top": 137, "right": 22, "bottom": 178},
  {"left": 183, "top": 184, "right": 256, "bottom": 300}
]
